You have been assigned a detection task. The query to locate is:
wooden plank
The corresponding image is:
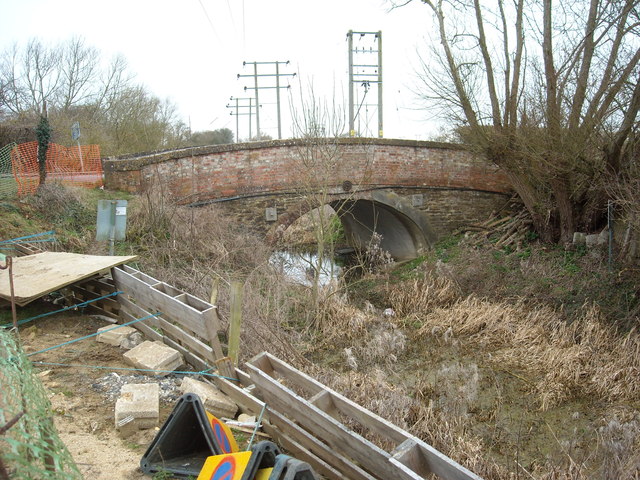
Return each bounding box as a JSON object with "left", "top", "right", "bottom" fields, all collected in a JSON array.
[
  {"left": 246, "top": 364, "right": 415, "bottom": 480},
  {"left": 261, "top": 422, "right": 349, "bottom": 480},
  {"left": 113, "top": 266, "right": 209, "bottom": 338},
  {"left": 213, "top": 375, "right": 375, "bottom": 480},
  {"left": 250, "top": 354, "right": 484, "bottom": 480},
  {"left": 70, "top": 284, "right": 120, "bottom": 319},
  {"left": 253, "top": 352, "right": 407, "bottom": 445},
  {"left": 71, "top": 283, "right": 121, "bottom": 310},
  {"left": 0, "top": 252, "right": 136, "bottom": 306},
  {"left": 390, "top": 440, "right": 482, "bottom": 480},
  {"left": 309, "top": 390, "right": 340, "bottom": 420},
  {"left": 153, "top": 316, "right": 215, "bottom": 362},
  {"left": 118, "top": 303, "right": 210, "bottom": 372},
  {"left": 227, "top": 279, "right": 243, "bottom": 365}
]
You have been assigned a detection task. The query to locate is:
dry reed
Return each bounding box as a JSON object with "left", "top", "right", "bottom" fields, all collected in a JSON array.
[
  {"left": 416, "top": 296, "right": 640, "bottom": 410},
  {"left": 387, "top": 276, "right": 461, "bottom": 318}
]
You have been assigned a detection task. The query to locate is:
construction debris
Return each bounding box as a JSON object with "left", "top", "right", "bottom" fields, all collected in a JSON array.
[
  {"left": 96, "top": 325, "right": 140, "bottom": 348},
  {"left": 179, "top": 377, "right": 238, "bottom": 419},
  {"left": 0, "top": 252, "right": 136, "bottom": 306},
  {"left": 114, "top": 383, "right": 160, "bottom": 438},
  {"left": 123, "top": 341, "right": 184, "bottom": 376},
  {"left": 459, "top": 210, "right": 533, "bottom": 248}
]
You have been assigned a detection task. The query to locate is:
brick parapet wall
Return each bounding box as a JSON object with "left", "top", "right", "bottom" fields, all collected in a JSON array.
[{"left": 103, "top": 138, "right": 512, "bottom": 203}]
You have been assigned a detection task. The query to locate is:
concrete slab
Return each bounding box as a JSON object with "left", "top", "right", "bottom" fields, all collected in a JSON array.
[
  {"left": 180, "top": 377, "right": 238, "bottom": 419},
  {"left": 123, "top": 341, "right": 183, "bottom": 376},
  {"left": 115, "top": 383, "right": 159, "bottom": 437},
  {"left": 96, "top": 325, "right": 138, "bottom": 347}
]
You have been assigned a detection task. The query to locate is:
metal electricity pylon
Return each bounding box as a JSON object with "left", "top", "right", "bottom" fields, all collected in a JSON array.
[
  {"left": 226, "top": 97, "right": 257, "bottom": 142},
  {"left": 347, "top": 30, "right": 382, "bottom": 138},
  {"left": 238, "top": 61, "right": 296, "bottom": 140}
]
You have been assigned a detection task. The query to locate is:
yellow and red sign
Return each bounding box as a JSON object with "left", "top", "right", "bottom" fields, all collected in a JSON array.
[
  {"left": 206, "top": 411, "right": 239, "bottom": 454},
  {"left": 197, "top": 451, "right": 252, "bottom": 480}
]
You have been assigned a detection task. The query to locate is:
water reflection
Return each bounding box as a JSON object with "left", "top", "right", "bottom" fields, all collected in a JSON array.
[{"left": 270, "top": 250, "right": 342, "bottom": 287}]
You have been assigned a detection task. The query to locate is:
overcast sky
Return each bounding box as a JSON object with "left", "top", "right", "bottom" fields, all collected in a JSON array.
[{"left": 0, "top": 0, "right": 441, "bottom": 141}]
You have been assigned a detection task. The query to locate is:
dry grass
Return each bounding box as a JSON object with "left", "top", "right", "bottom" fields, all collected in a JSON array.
[
  {"left": 316, "top": 366, "right": 510, "bottom": 478},
  {"left": 415, "top": 296, "right": 640, "bottom": 410},
  {"left": 387, "top": 275, "right": 461, "bottom": 319},
  {"left": 125, "top": 188, "right": 310, "bottom": 366}
]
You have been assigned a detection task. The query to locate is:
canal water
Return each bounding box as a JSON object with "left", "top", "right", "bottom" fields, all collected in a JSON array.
[{"left": 270, "top": 250, "right": 343, "bottom": 287}]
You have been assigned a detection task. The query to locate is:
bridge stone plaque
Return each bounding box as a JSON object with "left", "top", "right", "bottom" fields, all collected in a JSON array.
[
  {"left": 265, "top": 207, "right": 277, "bottom": 222},
  {"left": 411, "top": 194, "right": 424, "bottom": 207}
]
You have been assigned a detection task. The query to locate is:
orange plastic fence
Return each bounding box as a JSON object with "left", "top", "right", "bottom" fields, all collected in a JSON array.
[{"left": 10, "top": 141, "right": 102, "bottom": 195}]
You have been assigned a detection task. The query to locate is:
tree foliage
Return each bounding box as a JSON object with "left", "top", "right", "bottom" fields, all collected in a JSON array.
[
  {"left": 0, "top": 37, "right": 187, "bottom": 156},
  {"left": 35, "top": 114, "right": 50, "bottom": 186},
  {"left": 404, "top": 0, "right": 640, "bottom": 242},
  {"left": 189, "top": 128, "right": 234, "bottom": 146}
]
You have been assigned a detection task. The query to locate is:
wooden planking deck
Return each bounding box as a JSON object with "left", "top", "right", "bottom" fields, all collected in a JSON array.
[
  {"left": 246, "top": 352, "right": 483, "bottom": 480},
  {"left": 0, "top": 252, "right": 136, "bottom": 305}
]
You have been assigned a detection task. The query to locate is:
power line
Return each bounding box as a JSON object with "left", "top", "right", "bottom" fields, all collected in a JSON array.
[
  {"left": 238, "top": 61, "right": 296, "bottom": 140},
  {"left": 198, "top": 0, "right": 222, "bottom": 43}
]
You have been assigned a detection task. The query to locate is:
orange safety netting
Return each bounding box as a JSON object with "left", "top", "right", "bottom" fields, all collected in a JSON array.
[{"left": 10, "top": 141, "right": 102, "bottom": 195}]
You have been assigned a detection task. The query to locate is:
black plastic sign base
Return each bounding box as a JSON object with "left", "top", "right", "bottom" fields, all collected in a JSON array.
[{"left": 140, "top": 393, "right": 223, "bottom": 478}]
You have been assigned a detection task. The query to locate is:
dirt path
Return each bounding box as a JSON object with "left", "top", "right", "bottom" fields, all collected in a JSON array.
[{"left": 21, "top": 312, "right": 174, "bottom": 479}]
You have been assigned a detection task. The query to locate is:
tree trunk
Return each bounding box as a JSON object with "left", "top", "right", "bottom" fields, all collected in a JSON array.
[{"left": 550, "top": 175, "right": 575, "bottom": 244}]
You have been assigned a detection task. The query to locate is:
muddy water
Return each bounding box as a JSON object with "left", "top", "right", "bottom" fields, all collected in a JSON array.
[{"left": 270, "top": 250, "right": 342, "bottom": 287}]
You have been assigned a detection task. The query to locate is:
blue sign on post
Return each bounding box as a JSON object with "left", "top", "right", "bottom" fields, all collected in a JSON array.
[{"left": 71, "top": 122, "right": 81, "bottom": 141}]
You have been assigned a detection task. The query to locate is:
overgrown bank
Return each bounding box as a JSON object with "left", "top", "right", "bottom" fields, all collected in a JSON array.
[{"left": 1, "top": 184, "right": 639, "bottom": 479}]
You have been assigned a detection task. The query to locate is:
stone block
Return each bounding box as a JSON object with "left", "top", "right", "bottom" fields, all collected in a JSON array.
[
  {"left": 96, "top": 325, "right": 138, "bottom": 347},
  {"left": 120, "top": 331, "right": 143, "bottom": 350},
  {"left": 573, "top": 232, "right": 586, "bottom": 246},
  {"left": 586, "top": 234, "right": 600, "bottom": 248},
  {"left": 123, "top": 341, "right": 183, "bottom": 376},
  {"left": 179, "top": 377, "right": 238, "bottom": 419},
  {"left": 115, "top": 383, "right": 159, "bottom": 436}
]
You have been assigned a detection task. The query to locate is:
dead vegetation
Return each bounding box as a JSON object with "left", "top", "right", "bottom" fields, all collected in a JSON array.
[
  {"left": 4, "top": 184, "right": 639, "bottom": 479},
  {"left": 412, "top": 296, "right": 640, "bottom": 409}
]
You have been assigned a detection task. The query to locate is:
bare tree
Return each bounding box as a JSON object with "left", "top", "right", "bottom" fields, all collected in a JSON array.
[
  {"left": 401, "top": 0, "right": 640, "bottom": 242},
  {"left": 0, "top": 38, "right": 187, "bottom": 155}
]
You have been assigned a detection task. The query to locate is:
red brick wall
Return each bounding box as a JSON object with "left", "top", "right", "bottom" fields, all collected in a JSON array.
[{"left": 103, "top": 138, "right": 512, "bottom": 202}]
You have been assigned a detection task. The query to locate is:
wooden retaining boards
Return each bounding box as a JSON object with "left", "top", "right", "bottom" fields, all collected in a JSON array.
[
  {"left": 246, "top": 352, "right": 483, "bottom": 480},
  {"left": 112, "top": 265, "right": 226, "bottom": 369},
  {"left": 71, "top": 276, "right": 121, "bottom": 319},
  {"left": 117, "top": 295, "right": 211, "bottom": 371},
  {"left": 212, "top": 370, "right": 374, "bottom": 480}
]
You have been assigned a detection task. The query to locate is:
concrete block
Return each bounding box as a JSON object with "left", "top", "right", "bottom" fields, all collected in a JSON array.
[
  {"left": 586, "top": 234, "right": 599, "bottom": 248},
  {"left": 120, "top": 331, "right": 143, "bottom": 350},
  {"left": 96, "top": 325, "right": 138, "bottom": 347},
  {"left": 573, "top": 232, "right": 586, "bottom": 246},
  {"left": 598, "top": 229, "right": 608, "bottom": 246},
  {"left": 115, "top": 383, "right": 159, "bottom": 436},
  {"left": 123, "top": 341, "right": 183, "bottom": 376},
  {"left": 179, "top": 377, "right": 238, "bottom": 419}
]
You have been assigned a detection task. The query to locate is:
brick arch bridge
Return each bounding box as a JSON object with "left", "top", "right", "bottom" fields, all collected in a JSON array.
[{"left": 103, "top": 138, "right": 513, "bottom": 260}]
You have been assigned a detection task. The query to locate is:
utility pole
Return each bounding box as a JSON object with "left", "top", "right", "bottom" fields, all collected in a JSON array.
[
  {"left": 226, "top": 97, "right": 255, "bottom": 142},
  {"left": 347, "top": 30, "right": 383, "bottom": 138},
  {"left": 238, "top": 61, "right": 296, "bottom": 140}
]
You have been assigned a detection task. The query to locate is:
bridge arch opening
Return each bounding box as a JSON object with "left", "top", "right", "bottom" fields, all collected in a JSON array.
[{"left": 275, "top": 191, "right": 437, "bottom": 261}]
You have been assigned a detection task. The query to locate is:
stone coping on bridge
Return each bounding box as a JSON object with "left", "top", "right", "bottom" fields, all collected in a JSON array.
[{"left": 102, "top": 137, "right": 467, "bottom": 172}]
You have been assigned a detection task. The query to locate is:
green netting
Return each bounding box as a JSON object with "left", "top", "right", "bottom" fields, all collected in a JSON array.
[
  {"left": 0, "top": 328, "right": 81, "bottom": 479},
  {"left": 0, "top": 143, "right": 18, "bottom": 199}
]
